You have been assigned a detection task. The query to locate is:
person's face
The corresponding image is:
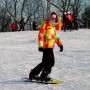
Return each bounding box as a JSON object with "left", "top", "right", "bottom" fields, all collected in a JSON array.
[{"left": 50, "top": 14, "right": 57, "bottom": 23}]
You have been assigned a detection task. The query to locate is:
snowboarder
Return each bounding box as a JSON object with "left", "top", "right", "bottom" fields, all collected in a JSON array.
[
  {"left": 29, "top": 12, "right": 63, "bottom": 82},
  {"left": 66, "top": 12, "right": 74, "bottom": 31}
]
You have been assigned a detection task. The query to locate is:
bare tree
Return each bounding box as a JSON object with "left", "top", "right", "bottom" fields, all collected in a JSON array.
[
  {"left": 3, "top": 0, "right": 19, "bottom": 22},
  {"left": 0, "top": 7, "right": 7, "bottom": 32},
  {"left": 19, "top": 0, "right": 28, "bottom": 19},
  {"left": 22, "top": 0, "right": 46, "bottom": 30},
  {"left": 0, "top": 0, "right": 12, "bottom": 32},
  {"left": 81, "top": 6, "right": 90, "bottom": 28},
  {"left": 71, "top": 0, "right": 82, "bottom": 15},
  {"left": 46, "top": 0, "right": 82, "bottom": 14}
]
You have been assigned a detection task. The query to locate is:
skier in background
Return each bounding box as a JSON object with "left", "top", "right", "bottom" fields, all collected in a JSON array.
[
  {"left": 19, "top": 18, "right": 26, "bottom": 31},
  {"left": 11, "top": 22, "right": 17, "bottom": 31},
  {"left": 29, "top": 12, "right": 63, "bottom": 82},
  {"left": 66, "top": 12, "right": 74, "bottom": 31},
  {"left": 55, "top": 16, "right": 63, "bottom": 30},
  {"left": 62, "top": 12, "right": 68, "bottom": 32},
  {"left": 73, "top": 13, "right": 78, "bottom": 30},
  {"left": 33, "top": 21, "right": 38, "bottom": 30},
  {"left": 62, "top": 12, "right": 74, "bottom": 31}
]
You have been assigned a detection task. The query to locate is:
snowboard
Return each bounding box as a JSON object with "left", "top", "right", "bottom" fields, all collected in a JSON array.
[{"left": 22, "top": 77, "right": 62, "bottom": 84}]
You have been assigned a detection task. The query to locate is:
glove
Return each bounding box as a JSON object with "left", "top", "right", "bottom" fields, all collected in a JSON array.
[
  {"left": 38, "top": 48, "right": 43, "bottom": 52},
  {"left": 59, "top": 46, "right": 63, "bottom": 52}
]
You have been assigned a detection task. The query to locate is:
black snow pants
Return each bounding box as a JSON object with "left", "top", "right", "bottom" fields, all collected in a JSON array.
[{"left": 31, "top": 48, "right": 55, "bottom": 77}]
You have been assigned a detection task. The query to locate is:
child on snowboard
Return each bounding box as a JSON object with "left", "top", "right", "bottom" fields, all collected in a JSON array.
[{"left": 29, "top": 12, "right": 63, "bottom": 81}]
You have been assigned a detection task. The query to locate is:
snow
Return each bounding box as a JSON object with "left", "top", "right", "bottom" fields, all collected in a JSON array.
[{"left": 0, "top": 29, "right": 90, "bottom": 90}]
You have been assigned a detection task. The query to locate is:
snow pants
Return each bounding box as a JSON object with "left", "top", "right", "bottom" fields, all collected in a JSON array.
[{"left": 31, "top": 48, "right": 55, "bottom": 77}]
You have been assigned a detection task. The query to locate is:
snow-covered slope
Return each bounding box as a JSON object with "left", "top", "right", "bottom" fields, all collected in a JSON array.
[{"left": 0, "top": 29, "right": 90, "bottom": 90}]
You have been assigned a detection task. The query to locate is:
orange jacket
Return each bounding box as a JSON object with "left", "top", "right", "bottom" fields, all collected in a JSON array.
[
  {"left": 38, "top": 22, "right": 63, "bottom": 48},
  {"left": 55, "top": 17, "right": 63, "bottom": 30}
]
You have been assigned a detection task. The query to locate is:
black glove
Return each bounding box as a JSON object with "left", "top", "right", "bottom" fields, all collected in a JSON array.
[
  {"left": 60, "top": 46, "right": 63, "bottom": 52},
  {"left": 38, "top": 48, "right": 43, "bottom": 52}
]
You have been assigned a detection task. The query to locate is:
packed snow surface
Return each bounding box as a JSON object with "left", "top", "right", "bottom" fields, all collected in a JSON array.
[{"left": 0, "top": 29, "right": 90, "bottom": 90}]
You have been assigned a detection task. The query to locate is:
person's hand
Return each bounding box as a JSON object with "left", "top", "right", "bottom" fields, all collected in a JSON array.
[
  {"left": 38, "top": 48, "right": 43, "bottom": 52},
  {"left": 59, "top": 46, "right": 63, "bottom": 52}
]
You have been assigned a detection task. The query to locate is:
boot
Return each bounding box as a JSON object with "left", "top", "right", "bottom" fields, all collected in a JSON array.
[
  {"left": 29, "top": 70, "right": 40, "bottom": 80},
  {"left": 40, "top": 71, "right": 53, "bottom": 82},
  {"left": 44, "top": 76, "right": 53, "bottom": 82}
]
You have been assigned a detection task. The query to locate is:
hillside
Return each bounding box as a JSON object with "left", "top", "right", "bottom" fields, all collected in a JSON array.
[{"left": 0, "top": 29, "right": 90, "bottom": 90}]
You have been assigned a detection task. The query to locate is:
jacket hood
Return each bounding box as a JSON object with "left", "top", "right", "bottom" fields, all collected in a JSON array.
[{"left": 44, "top": 12, "right": 58, "bottom": 23}]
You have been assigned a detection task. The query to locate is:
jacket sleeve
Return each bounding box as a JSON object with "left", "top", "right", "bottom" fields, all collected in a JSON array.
[
  {"left": 55, "top": 32, "right": 63, "bottom": 47},
  {"left": 38, "top": 23, "right": 46, "bottom": 48}
]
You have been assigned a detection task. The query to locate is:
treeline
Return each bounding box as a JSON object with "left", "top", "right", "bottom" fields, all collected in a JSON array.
[
  {"left": 0, "top": 0, "right": 46, "bottom": 32},
  {"left": 0, "top": 0, "right": 90, "bottom": 32}
]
